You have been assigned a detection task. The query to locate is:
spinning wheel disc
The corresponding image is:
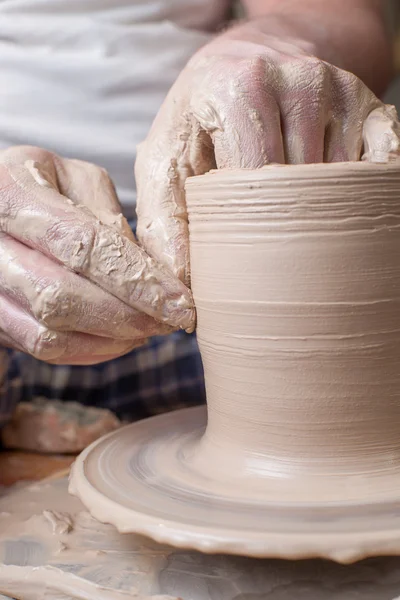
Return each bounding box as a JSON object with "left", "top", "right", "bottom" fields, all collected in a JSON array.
[{"left": 70, "top": 406, "right": 400, "bottom": 562}]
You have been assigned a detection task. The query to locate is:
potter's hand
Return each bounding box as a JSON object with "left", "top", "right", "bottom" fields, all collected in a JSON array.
[
  {"left": 0, "top": 146, "right": 194, "bottom": 365},
  {"left": 135, "top": 34, "right": 400, "bottom": 284}
]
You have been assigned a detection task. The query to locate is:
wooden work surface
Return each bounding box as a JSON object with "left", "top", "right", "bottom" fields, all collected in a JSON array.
[
  {"left": 2, "top": 474, "right": 400, "bottom": 599},
  {"left": 0, "top": 451, "right": 75, "bottom": 487}
]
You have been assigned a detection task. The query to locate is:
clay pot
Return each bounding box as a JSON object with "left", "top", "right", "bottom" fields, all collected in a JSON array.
[
  {"left": 70, "top": 161, "right": 400, "bottom": 560},
  {"left": 185, "top": 161, "right": 400, "bottom": 502}
]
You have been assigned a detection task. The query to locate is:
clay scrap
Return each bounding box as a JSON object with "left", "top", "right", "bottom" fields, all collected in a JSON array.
[{"left": 1, "top": 399, "right": 121, "bottom": 454}]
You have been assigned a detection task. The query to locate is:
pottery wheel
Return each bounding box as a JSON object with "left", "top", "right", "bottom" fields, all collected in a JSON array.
[{"left": 70, "top": 406, "right": 400, "bottom": 562}]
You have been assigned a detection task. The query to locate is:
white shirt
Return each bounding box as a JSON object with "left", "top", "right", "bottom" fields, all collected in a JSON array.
[{"left": 0, "top": 0, "right": 230, "bottom": 218}]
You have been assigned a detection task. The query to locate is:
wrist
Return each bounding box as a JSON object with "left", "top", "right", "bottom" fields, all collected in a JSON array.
[
  {"left": 207, "top": 5, "right": 392, "bottom": 97},
  {"left": 218, "top": 17, "right": 323, "bottom": 61}
]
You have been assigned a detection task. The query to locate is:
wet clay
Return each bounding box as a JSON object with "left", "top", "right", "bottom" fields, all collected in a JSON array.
[
  {"left": 0, "top": 479, "right": 179, "bottom": 600},
  {"left": 0, "top": 147, "right": 195, "bottom": 366},
  {"left": 1, "top": 399, "right": 121, "bottom": 454},
  {"left": 186, "top": 160, "right": 400, "bottom": 489},
  {"left": 70, "top": 160, "right": 400, "bottom": 560},
  {"left": 8, "top": 478, "right": 400, "bottom": 599}
]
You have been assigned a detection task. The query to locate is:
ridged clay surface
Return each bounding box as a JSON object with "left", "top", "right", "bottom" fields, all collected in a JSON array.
[{"left": 70, "top": 161, "right": 400, "bottom": 560}]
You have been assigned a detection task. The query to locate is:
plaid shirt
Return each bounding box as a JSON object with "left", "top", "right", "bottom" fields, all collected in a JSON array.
[
  {"left": 0, "top": 219, "right": 205, "bottom": 426},
  {"left": 1, "top": 330, "right": 205, "bottom": 425}
]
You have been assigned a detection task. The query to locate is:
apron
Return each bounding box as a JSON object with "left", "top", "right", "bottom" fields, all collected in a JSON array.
[{"left": 0, "top": 0, "right": 230, "bottom": 218}]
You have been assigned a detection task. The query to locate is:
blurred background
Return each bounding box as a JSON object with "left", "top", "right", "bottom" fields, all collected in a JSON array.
[{"left": 234, "top": 1, "right": 400, "bottom": 110}]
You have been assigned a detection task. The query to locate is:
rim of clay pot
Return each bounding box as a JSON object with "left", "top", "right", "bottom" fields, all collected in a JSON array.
[{"left": 186, "top": 159, "right": 400, "bottom": 184}]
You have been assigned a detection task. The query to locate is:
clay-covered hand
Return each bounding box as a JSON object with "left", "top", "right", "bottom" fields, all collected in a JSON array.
[
  {"left": 135, "top": 35, "right": 400, "bottom": 284},
  {"left": 0, "top": 146, "right": 194, "bottom": 364}
]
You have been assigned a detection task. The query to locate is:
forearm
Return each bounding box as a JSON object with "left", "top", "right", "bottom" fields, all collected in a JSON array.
[{"left": 219, "top": 0, "right": 392, "bottom": 96}]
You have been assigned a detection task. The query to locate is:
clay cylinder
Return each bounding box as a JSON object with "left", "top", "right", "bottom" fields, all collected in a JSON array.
[{"left": 186, "top": 162, "right": 400, "bottom": 481}]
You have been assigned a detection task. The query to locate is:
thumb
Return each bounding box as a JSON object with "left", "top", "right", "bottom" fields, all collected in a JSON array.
[
  {"left": 11, "top": 148, "right": 136, "bottom": 241},
  {"left": 135, "top": 104, "right": 215, "bottom": 286},
  {"left": 55, "top": 157, "right": 136, "bottom": 242}
]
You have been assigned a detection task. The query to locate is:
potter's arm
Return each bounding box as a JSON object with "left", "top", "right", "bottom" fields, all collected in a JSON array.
[{"left": 237, "top": 0, "right": 392, "bottom": 97}]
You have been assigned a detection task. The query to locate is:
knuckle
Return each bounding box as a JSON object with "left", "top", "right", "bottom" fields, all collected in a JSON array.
[
  {"left": 293, "top": 57, "right": 328, "bottom": 93},
  {"left": 78, "top": 160, "right": 111, "bottom": 183},
  {"left": 60, "top": 158, "right": 114, "bottom": 192},
  {"left": 96, "top": 166, "right": 113, "bottom": 186},
  {"left": 230, "top": 57, "right": 274, "bottom": 107},
  {"left": 300, "top": 58, "right": 328, "bottom": 94},
  {"left": 86, "top": 221, "right": 130, "bottom": 278},
  {"left": 236, "top": 56, "right": 266, "bottom": 90},
  {"left": 2, "top": 145, "right": 54, "bottom": 165},
  {"left": 30, "top": 326, "right": 62, "bottom": 361},
  {"left": 339, "top": 70, "right": 367, "bottom": 101},
  {"left": 61, "top": 158, "right": 113, "bottom": 188},
  {"left": 304, "top": 56, "right": 326, "bottom": 76},
  {"left": 246, "top": 54, "right": 266, "bottom": 75},
  {"left": 282, "top": 59, "right": 328, "bottom": 116},
  {"left": 340, "top": 69, "right": 361, "bottom": 89},
  {"left": 46, "top": 219, "right": 97, "bottom": 273},
  {"left": 32, "top": 281, "right": 70, "bottom": 329},
  {"left": 332, "top": 69, "right": 371, "bottom": 115}
]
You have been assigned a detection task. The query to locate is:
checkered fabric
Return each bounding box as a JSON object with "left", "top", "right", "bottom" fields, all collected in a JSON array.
[{"left": 1, "top": 330, "right": 205, "bottom": 424}]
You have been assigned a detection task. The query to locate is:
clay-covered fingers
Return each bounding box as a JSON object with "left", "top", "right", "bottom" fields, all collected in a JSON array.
[
  {"left": 0, "top": 233, "right": 172, "bottom": 340},
  {"left": 326, "top": 101, "right": 400, "bottom": 164},
  {"left": 196, "top": 59, "right": 285, "bottom": 168},
  {"left": 135, "top": 57, "right": 286, "bottom": 283},
  {"left": 0, "top": 292, "right": 142, "bottom": 365},
  {"left": 276, "top": 59, "right": 329, "bottom": 164},
  {"left": 301, "top": 66, "right": 400, "bottom": 164},
  {"left": 135, "top": 101, "right": 214, "bottom": 285},
  {"left": 210, "top": 95, "right": 284, "bottom": 168},
  {"left": 0, "top": 148, "right": 195, "bottom": 332},
  {"left": 323, "top": 69, "right": 376, "bottom": 162},
  {"left": 0, "top": 232, "right": 152, "bottom": 363},
  {"left": 255, "top": 58, "right": 399, "bottom": 165},
  {"left": 205, "top": 52, "right": 400, "bottom": 166},
  {"left": 135, "top": 67, "right": 285, "bottom": 284},
  {"left": 135, "top": 43, "right": 400, "bottom": 286},
  {"left": 3, "top": 145, "right": 135, "bottom": 239},
  {"left": 53, "top": 155, "right": 136, "bottom": 241},
  {"left": 208, "top": 57, "right": 327, "bottom": 166}
]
